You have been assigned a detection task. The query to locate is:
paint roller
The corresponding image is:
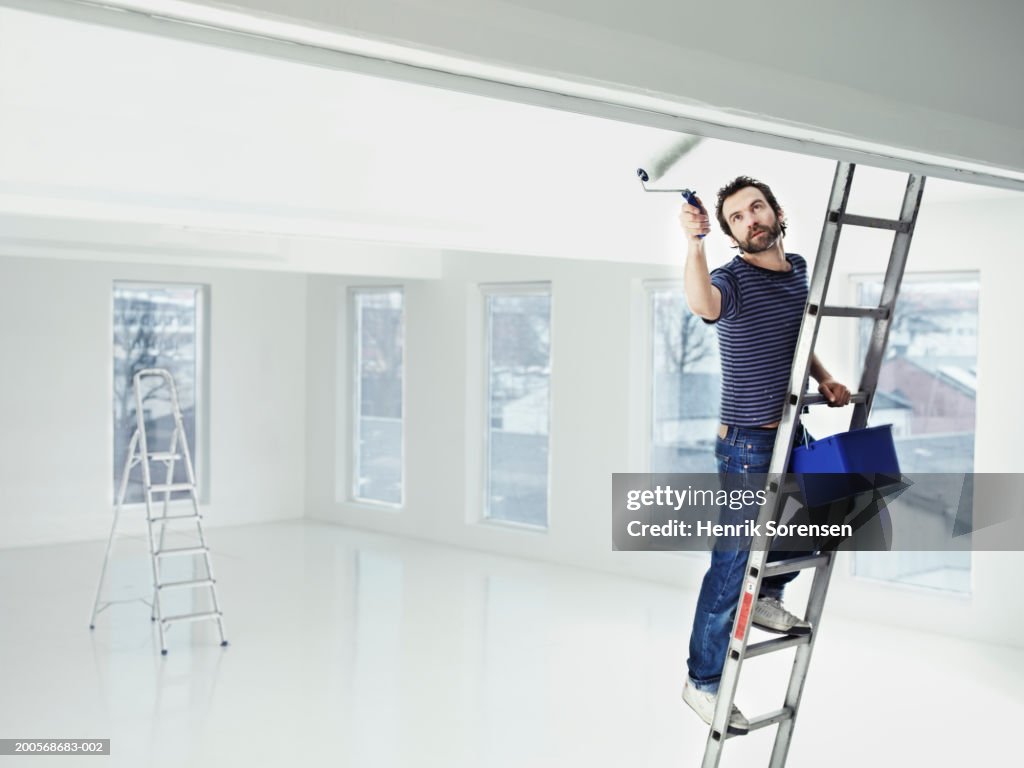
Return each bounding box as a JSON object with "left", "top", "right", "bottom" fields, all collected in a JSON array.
[{"left": 636, "top": 134, "right": 707, "bottom": 237}]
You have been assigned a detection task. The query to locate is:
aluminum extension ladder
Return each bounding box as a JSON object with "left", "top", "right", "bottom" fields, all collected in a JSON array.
[
  {"left": 90, "top": 368, "right": 228, "bottom": 655},
  {"left": 701, "top": 162, "right": 925, "bottom": 767}
]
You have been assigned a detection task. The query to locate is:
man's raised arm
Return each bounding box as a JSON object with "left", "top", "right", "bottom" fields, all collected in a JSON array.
[{"left": 679, "top": 197, "right": 720, "bottom": 320}]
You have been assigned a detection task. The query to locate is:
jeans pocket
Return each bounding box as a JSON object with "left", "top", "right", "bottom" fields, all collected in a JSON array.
[{"left": 746, "top": 450, "right": 773, "bottom": 472}]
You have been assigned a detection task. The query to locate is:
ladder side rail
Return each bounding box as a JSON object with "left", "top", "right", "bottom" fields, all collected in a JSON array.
[
  {"left": 767, "top": 160, "right": 857, "bottom": 480},
  {"left": 134, "top": 371, "right": 167, "bottom": 650},
  {"left": 703, "top": 473, "right": 794, "bottom": 763},
  {"left": 167, "top": 373, "right": 199, "bottom": 491},
  {"left": 156, "top": 423, "right": 182, "bottom": 551},
  {"left": 162, "top": 375, "right": 212, "bottom": 585},
  {"left": 803, "top": 163, "right": 858, "bottom": 323},
  {"left": 701, "top": 503, "right": 771, "bottom": 762},
  {"left": 160, "top": 422, "right": 181, "bottom": 523},
  {"left": 151, "top": 423, "right": 180, "bottom": 615},
  {"left": 850, "top": 174, "right": 926, "bottom": 431},
  {"left": 769, "top": 550, "right": 838, "bottom": 768},
  {"left": 89, "top": 429, "right": 141, "bottom": 628}
]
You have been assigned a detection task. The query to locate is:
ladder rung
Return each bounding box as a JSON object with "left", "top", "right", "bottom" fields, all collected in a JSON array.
[
  {"left": 828, "top": 211, "right": 911, "bottom": 232},
  {"left": 158, "top": 578, "right": 215, "bottom": 591},
  {"left": 744, "top": 707, "right": 794, "bottom": 733},
  {"left": 780, "top": 479, "right": 803, "bottom": 495},
  {"left": 764, "top": 553, "right": 831, "bottom": 577},
  {"left": 161, "top": 610, "right": 222, "bottom": 625},
  {"left": 814, "top": 305, "right": 890, "bottom": 320},
  {"left": 154, "top": 545, "right": 208, "bottom": 558},
  {"left": 147, "top": 513, "right": 201, "bottom": 523},
  {"left": 744, "top": 634, "right": 811, "bottom": 659},
  {"left": 148, "top": 483, "right": 194, "bottom": 494},
  {"left": 148, "top": 452, "right": 182, "bottom": 461},
  {"left": 799, "top": 391, "right": 869, "bottom": 407}
]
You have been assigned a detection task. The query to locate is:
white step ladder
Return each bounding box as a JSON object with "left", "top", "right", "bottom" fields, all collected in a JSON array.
[
  {"left": 90, "top": 368, "right": 228, "bottom": 655},
  {"left": 701, "top": 162, "right": 925, "bottom": 766}
]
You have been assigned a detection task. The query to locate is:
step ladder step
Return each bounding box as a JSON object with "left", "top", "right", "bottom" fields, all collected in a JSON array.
[
  {"left": 157, "top": 578, "right": 215, "bottom": 591},
  {"left": 154, "top": 545, "right": 208, "bottom": 558},
  {"left": 811, "top": 304, "right": 890, "bottom": 320},
  {"left": 828, "top": 211, "right": 911, "bottom": 232},
  {"left": 160, "top": 610, "right": 222, "bottom": 625},
  {"left": 147, "top": 513, "right": 201, "bottom": 523},
  {"left": 147, "top": 452, "right": 182, "bottom": 461},
  {"left": 744, "top": 634, "right": 811, "bottom": 659},
  {"left": 148, "top": 483, "right": 194, "bottom": 494},
  {"left": 764, "top": 553, "right": 831, "bottom": 577}
]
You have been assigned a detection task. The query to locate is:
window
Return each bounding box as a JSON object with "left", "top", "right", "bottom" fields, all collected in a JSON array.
[
  {"left": 853, "top": 274, "right": 978, "bottom": 594},
  {"left": 648, "top": 284, "right": 720, "bottom": 473},
  {"left": 113, "top": 283, "right": 204, "bottom": 504},
  {"left": 352, "top": 288, "right": 405, "bottom": 505},
  {"left": 483, "top": 286, "right": 552, "bottom": 527}
]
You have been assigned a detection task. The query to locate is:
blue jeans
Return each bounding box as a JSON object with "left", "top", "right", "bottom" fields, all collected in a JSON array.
[{"left": 686, "top": 423, "right": 812, "bottom": 693}]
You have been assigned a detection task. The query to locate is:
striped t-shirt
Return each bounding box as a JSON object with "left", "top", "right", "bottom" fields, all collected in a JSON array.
[{"left": 703, "top": 253, "right": 808, "bottom": 426}]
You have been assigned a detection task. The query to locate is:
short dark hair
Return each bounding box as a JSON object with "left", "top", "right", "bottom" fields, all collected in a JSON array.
[{"left": 715, "top": 176, "right": 787, "bottom": 240}]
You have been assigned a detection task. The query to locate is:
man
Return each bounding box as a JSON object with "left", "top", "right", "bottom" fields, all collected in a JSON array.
[{"left": 678, "top": 176, "right": 851, "bottom": 734}]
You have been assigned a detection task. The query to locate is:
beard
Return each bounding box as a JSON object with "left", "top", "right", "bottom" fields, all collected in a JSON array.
[{"left": 737, "top": 218, "right": 783, "bottom": 254}]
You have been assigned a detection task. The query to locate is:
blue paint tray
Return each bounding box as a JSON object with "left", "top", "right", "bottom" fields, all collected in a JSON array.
[{"left": 790, "top": 424, "right": 900, "bottom": 506}]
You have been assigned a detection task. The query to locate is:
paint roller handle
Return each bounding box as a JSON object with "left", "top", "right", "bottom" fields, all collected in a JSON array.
[{"left": 681, "top": 189, "right": 707, "bottom": 239}]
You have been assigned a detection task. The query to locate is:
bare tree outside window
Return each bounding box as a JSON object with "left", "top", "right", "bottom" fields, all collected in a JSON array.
[
  {"left": 113, "top": 284, "right": 201, "bottom": 503},
  {"left": 650, "top": 286, "right": 720, "bottom": 473}
]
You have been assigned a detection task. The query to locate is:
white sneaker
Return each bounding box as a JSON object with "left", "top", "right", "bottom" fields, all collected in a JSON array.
[
  {"left": 752, "top": 596, "right": 811, "bottom": 635},
  {"left": 681, "top": 679, "right": 750, "bottom": 735}
]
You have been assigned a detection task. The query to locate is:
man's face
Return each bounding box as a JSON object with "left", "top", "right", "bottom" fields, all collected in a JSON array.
[{"left": 722, "top": 187, "right": 783, "bottom": 253}]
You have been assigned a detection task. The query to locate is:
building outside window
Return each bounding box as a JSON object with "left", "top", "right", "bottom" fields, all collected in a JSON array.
[
  {"left": 113, "top": 283, "right": 204, "bottom": 504},
  {"left": 352, "top": 288, "right": 405, "bottom": 506},
  {"left": 853, "top": 274, "right": 978, "bottom": 594},
  {"left": 483, "top": 285, "right": 552, "bottom": 527}
]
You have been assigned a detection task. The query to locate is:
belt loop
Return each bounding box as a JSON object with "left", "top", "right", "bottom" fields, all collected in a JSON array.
[{"left": 729, "top": 425, "right": 739, "bottom": 445}]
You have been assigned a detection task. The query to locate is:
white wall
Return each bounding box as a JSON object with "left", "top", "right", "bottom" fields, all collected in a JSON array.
[
  {"left": 305, "top": 187, "right": 1024, "bottom": 647},
  {"left": 80, "top": 0, "right": 1024, "bottom": 177},
  {"left": 0, "top": 255, "right": 308, "bottom": 548}
]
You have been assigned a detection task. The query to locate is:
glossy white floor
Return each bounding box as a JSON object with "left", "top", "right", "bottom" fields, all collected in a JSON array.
[{"left": 2, "top": 519, "right": 1021, "bottom": 767}]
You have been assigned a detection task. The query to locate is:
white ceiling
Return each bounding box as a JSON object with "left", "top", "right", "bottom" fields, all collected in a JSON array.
[{"left": 0, "top": 6, "right": 1018, "bottom": 271}]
